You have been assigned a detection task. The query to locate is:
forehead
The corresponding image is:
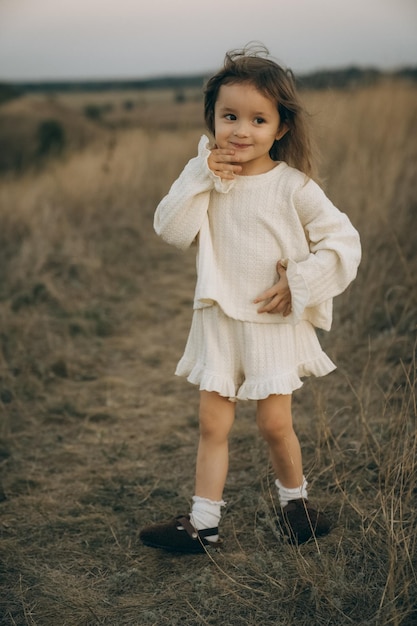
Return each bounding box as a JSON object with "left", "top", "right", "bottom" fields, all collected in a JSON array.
[{"left": 215, "top": 82, "right": 276, "bottom": 112}]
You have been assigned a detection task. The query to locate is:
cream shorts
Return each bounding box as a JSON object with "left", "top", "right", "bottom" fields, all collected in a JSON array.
[{"left": 175, "top": 305, "right": 336, "bottom": 401}]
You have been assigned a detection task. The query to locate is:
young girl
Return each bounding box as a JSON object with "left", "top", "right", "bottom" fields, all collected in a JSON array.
[{"left": 140, "top": 45, "right": 361, "bottom": 552}]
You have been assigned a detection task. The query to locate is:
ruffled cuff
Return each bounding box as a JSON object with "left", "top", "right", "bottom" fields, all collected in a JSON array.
[
  {"left": 198, "top": 135, "right": 236, "bottom": 194},
  {"left": 283, "top": 258, "right": 310, "bottom": 324}
]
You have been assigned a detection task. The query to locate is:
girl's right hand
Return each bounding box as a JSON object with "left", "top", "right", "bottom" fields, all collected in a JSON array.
[{"left": 208, "top": 146, "right": 242, "bottom": 180}]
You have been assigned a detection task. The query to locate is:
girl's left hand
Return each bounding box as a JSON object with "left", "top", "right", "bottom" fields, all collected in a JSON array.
[{"left": 254, "top": 262, "right": 292, "bottom": 316}]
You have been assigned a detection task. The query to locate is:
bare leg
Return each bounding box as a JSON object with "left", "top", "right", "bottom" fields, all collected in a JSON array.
[
  {"left": 256, "top": 394, "right": 303, "bottom": 488},
  {"left": 194, "top": 390, "right": 236, "bottom": 500},
  {"left": 139, "top": 390, "right": 235, "bottom": 552},
  {"left": 139, "top": 391, "right": 330, "bottom": 550}
]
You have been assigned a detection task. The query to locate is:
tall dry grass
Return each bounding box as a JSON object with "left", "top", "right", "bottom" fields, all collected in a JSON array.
[{"left": 0, "top": 81, "right": 416, "bottom": 625}]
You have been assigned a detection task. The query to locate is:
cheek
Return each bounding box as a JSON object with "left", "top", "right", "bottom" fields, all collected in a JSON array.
[
  {"left": 213, "top": 123, "right": 228, "bottom": 142},
  {"left": 214, "top": 118, "right": 225, "bottom": 132}
]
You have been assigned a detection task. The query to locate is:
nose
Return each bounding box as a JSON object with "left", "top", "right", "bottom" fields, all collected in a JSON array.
[{"left": 233, "top": 121, "right": 249, "bottom": 137}]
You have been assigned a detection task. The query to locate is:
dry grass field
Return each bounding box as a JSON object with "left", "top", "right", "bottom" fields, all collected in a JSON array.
[{"left": 0, "top": 80, "right": 416, "bottom": 625}]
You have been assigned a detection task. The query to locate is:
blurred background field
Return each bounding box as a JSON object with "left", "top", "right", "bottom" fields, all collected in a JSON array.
[{"left": 0, "top": 74, "right": 416, "bottom": 625}]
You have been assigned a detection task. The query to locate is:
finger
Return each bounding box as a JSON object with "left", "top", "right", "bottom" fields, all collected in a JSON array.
[
  {"left": 253, "top": 287, "right": 277, "bottom": 304},
  {"left": 265, "top": 304, "right": 284, "bottom": 314},
  {"left": 210, "top": 148, "right": 236, "bottom": 159},
  {"left": 266, "top": 304, "right": 291, "bottom": 315},
  {"left": 256, "top": 301, "right": 273, "bottom": 313},
  {"left": 217, "top": 164, "right": 241, "bottom": 175},
  {"left": 210, "top": 160, "right": 241, "bottom": 177},
  {"left": 257, "top": 295, "right": 282, "bottom": 314},
  {"left": 212, "top": 147, "right": 235, "bottom": 154},
  {"left": 217, "top": 159, "right": 241, "bottom": 171},
  {"left": 214, "top": 170, "right": 236, "bottom": 180},
  {"left": 264, "top": 295, "right": 292, "bottom": 315},
  {"left": 269, "top": 301, "right": 287, "bottom": 314}
]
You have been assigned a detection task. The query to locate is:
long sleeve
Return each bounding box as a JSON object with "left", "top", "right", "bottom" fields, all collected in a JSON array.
[
  {"left": 153, "top": 135, "right": 235, "bottom": 251},
  {"left": 284, "top": 178, "right": 361, "bottom": 324},
  {"left": 154, "top": 137, "right": 360, "bottom": 332}
]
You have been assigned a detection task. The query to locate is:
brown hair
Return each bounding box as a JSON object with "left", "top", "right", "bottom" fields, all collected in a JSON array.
[{"left": 204, "top": 44, "right": 316, "bottom": 178}]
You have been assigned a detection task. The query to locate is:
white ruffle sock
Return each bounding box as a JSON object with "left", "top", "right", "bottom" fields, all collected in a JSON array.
[
  {"left": 190, "top": 495, "right": 225, "bottom": 541},
  {"left": 275, "top": 476, "right": 308, "bottom": 507}
]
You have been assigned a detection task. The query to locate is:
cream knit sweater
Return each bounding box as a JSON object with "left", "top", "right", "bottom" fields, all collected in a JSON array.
[{"left": 154, "top": 136, "right": 361, "bottom": 331}]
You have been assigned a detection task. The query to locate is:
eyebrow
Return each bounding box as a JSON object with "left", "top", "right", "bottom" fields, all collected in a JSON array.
[
  {"left": 216, "top": 104, "right": 235, "bottom": 112},
  {"left": 216, "top": 104, "right": 270, "bottom": 117}
]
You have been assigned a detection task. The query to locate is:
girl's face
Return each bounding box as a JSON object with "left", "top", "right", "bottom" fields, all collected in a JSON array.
[{"left": 213, "top": 82, "right": 288, "bottom": 175}]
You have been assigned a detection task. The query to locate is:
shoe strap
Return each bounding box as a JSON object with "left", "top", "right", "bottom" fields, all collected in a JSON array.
[
  {"left": 198, "top": 526, "right": 219, "bottom": 538},
  {"left": 176, "top": 516, "right": 218, "bottom": 540}
]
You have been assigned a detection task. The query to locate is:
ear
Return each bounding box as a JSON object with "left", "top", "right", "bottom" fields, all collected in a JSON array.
[{"left": 275, "top": 123, "right": 289, "bottom": 142}]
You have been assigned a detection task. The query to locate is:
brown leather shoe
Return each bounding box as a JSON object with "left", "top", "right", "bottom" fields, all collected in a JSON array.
[
  {"left": 281, "top": 499, "right": 331, "bottom": 544},
  {"left": 139, "top": 515, "right": 221, "bottom": 553}
]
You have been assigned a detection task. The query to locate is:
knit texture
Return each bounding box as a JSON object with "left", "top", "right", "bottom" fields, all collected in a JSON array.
[
  {"left": 154, "top": 135, "right": 361, "bottom": 331},
  {"left": 175, "top": 305, "right": 336, "bottom": 400}
]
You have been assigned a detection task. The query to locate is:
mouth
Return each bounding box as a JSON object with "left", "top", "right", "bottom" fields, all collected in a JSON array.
[{"left": 230, "top": 142, "right": 251, "bottom": 149}]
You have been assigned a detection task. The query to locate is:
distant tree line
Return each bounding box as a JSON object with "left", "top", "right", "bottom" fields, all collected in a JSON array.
[
  {"left": 0, "top": 83, "right": 22, "bottom": 104},
  {"left": 1, "top": 65, "right": 416, "bottom": 102},
  {"left": 295, "top": 66, "right": 417, "bottom": 89}
]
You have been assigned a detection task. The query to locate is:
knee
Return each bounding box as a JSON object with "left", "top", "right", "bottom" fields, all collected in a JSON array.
[
  {"left": 199, "top": 393, "right": 234, "bottom": 443},
  {"left": 199, "top": 411, "right": 220, "bottom": 440},
  {"left": 199, "top": 414, "right": 229, "bottom": 444},
  {"left": 256, "top": 410, "right": 293, "bottom": 444}
]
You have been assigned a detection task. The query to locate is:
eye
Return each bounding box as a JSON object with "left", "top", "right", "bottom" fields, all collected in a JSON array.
[
  {"left": 254, "top": 117, "right": 265, "bottom": 125},
  {"left": 225, "top": 113, "right": 236, "bottom": 121}
]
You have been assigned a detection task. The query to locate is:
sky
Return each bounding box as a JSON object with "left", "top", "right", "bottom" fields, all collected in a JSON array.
[{"left": 0, "top": 0, "right": 416, "bottom": 82}]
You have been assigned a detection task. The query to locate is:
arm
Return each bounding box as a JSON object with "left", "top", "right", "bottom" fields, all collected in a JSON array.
[
  {"left": 287, "top": 179, "right": 361, "bottom": 320},
  {"left": 254, "top": 179, "right": 361, "bottom": 321},
  {"left": 153, "top": 136, "right": 236, "bottom": 250}
]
